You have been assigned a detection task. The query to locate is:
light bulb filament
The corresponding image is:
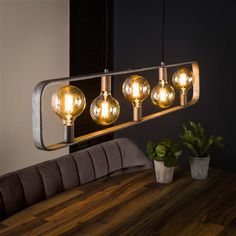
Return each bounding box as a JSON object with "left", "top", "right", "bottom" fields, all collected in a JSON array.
[
  {"left": 64, "top": 94, "right": 74, "bottom": 113},
  {"left": 101, "top": 102, "right": 109, "bottom": 118},
  {"left": 159, "top": 89, "right": 168, "bottom": 101},
  {"left": 132, "top": 82, "right": 140, "bottom": 98},
  {"left": 179, "top": 73, "right": 188, "bottom": 86}
]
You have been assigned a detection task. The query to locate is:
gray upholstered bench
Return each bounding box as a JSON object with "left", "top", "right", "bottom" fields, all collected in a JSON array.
[{"left": 0, "top": 138, "right": 151, "bottom": 221}]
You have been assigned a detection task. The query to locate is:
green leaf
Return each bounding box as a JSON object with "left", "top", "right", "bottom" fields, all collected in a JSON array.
[
  {"left": 146, "top": 141, "right": 157, "bottom": 160},
  {"left": 156, "top": 145, "right": 166, "bottom": 158},
  {"left": 164, "top": 155, "right": 178, "bottom": 167},
  {"left": 180, "top": 121, "right": 224, "bottom": 157},
  {"left": 174, "top": 150, "right": 182, "bottom": 158}
]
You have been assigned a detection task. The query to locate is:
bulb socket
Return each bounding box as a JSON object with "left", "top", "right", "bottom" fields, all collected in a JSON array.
[
  {"left": 101, "top": 75, "right": 111, "bottom": 92},
  {"left": 159, "top": 67, "right": 167, "bottom": 81},
  {"left": 180, "top": 90, "right": 187, "bottom": 106},
  {"left": 64, "top": 125, "right": 74, "bottom": 143},
  {"left": 133, "top": 105, "right": 142, "bottom": 122}
]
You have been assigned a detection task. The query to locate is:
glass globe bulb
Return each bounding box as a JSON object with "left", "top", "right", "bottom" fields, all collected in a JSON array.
[
  {"left": 51, "top": 85, "right": 86, "bottom": 126},
  {"left": 90, "top": 91, "right": 120, "bottom": 126},
  {"left": 151, "top": 80, "right": 175, "bottom": 108},
  {"left": 172, "top": 67, "right": 193, "bottom": 91},
  {"left": 122, "top": 75, "right": 150, "bottom": 106}
]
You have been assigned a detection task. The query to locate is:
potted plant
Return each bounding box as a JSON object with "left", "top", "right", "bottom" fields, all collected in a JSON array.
[
  {"left": 146, "top": 139, "right": 182, "bottom": 183},
  {"left": 180, "top": 121, "right": 224, "bottom": 180}
]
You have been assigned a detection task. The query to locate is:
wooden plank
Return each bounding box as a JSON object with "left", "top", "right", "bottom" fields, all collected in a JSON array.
[
  {"left": 200, "top": 171, "right": 236, "bottom": 226},
  {"left": 1, "top": 188, "right": 83, "bottom": 228},
  {"left": 218, "top": 217, "right": 236, "bottom": 236},
  {"left": 153, "top": 169, "right": 233, "bottom": 236},
  {"left": 180, "top": 222, "right": 224, "bottom": 236}
]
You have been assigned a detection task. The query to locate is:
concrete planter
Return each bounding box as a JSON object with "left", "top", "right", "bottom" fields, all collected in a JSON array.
[
  {"left": 154, "top": 160, "right": 175, "bottom": 184},
  {"left": 189, "top": 156, "right": 210, "bottom": 180}
]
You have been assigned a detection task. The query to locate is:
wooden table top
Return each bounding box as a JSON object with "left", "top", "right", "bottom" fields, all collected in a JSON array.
[{"left": 0, "top": 168, "right": 235, "bottom": 236}]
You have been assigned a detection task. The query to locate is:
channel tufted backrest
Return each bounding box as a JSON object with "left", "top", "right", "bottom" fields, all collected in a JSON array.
[
  {"left": 72, "top": 149, "right": 95, "bottom": 184},
  {"left": 55, "top": 155, "right": 80, "bottom": 190},
  {"left": 0, "top": 138, "right": 151, "bottom": 220},
  {"left": 0, "top": 174, "right": 26, "bottom": 217},
  {"left": 18, "top": 166, "right": 45, "bottom": 206}
]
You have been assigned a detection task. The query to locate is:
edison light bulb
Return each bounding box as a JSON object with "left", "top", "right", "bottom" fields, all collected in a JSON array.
[
  {"left": 151, "top": 67, "right": 175, "bottom": 108},
  {"left": 172, "top": 67, "right": 193, "bottom": 106},
  {"left": 122, "top": 75, "right": 150, "bottom": 121},
  {"left": 151, "top": 80, "right": 175, "bottom": 108},
  {"left": 90, "top": 74, "right": 120, "bottom": 126},
  {"left": 51, "top": 85, "right": 86, "bottom": 142}
]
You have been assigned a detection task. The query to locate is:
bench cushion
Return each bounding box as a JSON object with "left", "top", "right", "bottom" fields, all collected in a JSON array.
[
  {"left": 115, "top": 139, "right": 151, "bottom": 168},
  {"left": 72, "top": 150, "right": 95, "bottom": 185},
  {"left": 56, "top": 155, "right": 80, "bottom": 190},
  {"left": 101, "top": 140, "right": 123, "bottom": 173},
  {"left": 0, "top": 194, "right": 4, "bottom": 221},
  {"left": 37, "top": 161, "right": 63, "bottom": 198},
  {"left": 0, "top": 174, "right": 26, "bottom": 217},
  {"left": 87, "top": 144, "right": 109, "bottom": 179},
  {"left": 17, "top": 166, "right": 45, "bottom": 206}
]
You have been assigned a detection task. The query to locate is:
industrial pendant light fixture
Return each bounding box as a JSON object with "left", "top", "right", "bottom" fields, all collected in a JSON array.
[
  {"left": 32, "top": 1, "right": 200, "bottom": 151},
  {"left": 151, "top": 0, "right": 175, "bottom": 108},
  {"left": 90, "top": 0, "right": 120, "bottom": 125}
]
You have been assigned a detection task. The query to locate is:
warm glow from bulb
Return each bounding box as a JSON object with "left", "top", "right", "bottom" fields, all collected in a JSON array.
[
  {"left": 101, "top": 101, "right": 109, "bottom": 118},
  {"left": 151, "top": 80, "right": 175, "bottom": 108},
  {"left": 90, "top": 92, "right": 120, "bottom": 126},
  {"left": 172, "top": 68, "right": 193, "bottom": 91},
  {"left": 179, "top": 73, "right": 192, "bottom": 87},
  {"left": 64, "top": 94, "right": 74, "bottom": 113},
  {"left": 122, "top": 75, "right": 150, "bottom": 107},
  {"left": 132, "top": 82, "right": 140, "bottom": 98},
  {"left": 51, "top": 85, "right": 86, "bottom": 126},
  {"left": 159, "top": 88, "right": 168, "bottom": 101},
  {"left": 179, "top": 73, "right": 187, "bottom": 86}
]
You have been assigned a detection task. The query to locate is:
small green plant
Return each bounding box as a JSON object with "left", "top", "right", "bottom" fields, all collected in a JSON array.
[
  {"left": 180, "top": 121, "right": 224, "bottom": 157},
  {"left": 146, "top": 139, "right": 182, "bottom": 167}
]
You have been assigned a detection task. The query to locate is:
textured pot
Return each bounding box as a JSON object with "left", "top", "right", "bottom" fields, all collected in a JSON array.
[
  {"left": 154, "top": 160, "right": 175, "bottom": 184},
  {"left": 189, "top": 156, "right": 210, "bottom": 180}
]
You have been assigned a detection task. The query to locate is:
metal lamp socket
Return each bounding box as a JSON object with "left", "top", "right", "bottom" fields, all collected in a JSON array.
[
  {"left": 101, "top": 74, "right": 111, "bottom": 92},
  {"left": 180, "top": 90, "right": 188, "bottom": 106},
  {"left": 159, "top": 66, "right": 168, "bottom": 81},
  {"left": 133, "top": 105, "right": 142, "bottom": 122},
  {"left": 64, "top": 125, "right": 74, "bottom": 143}
]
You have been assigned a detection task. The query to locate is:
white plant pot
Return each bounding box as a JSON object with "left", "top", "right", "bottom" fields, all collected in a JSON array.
[
  {"left": 189, "top": 156, "right": 210, "bottom": 180},
  {"left": 154, "top": 160, "right": 175, "bottom": 184}
]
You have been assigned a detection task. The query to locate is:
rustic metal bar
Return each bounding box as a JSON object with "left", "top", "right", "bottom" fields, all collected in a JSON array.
[{"left": 32, "top": 61, "right": 199, "bottom": 151}]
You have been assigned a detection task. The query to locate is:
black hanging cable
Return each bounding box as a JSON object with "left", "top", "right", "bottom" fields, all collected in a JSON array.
[
  {"left": 161, "top": 0, "right": 166, "bottom": 64},
  {"left": 105, "top": 0, "right": 109, "bottom": 72}
]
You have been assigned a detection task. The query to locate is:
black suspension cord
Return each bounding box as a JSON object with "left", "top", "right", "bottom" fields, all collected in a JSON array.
[
  {"left": 105, "top": 0, "right": 109, "bottom": 71},
  {"left": 161, "top": 0, "right": 166, "bottom": 64}
]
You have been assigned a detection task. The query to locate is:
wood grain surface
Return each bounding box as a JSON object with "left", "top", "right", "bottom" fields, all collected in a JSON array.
[{"left": 0, "top": 168, "right": 235, "bottom": 236}]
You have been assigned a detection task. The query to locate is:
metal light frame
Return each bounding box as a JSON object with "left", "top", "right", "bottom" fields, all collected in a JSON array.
[{"left": 32, "top": 61, "right": 200, "bottom": 151}]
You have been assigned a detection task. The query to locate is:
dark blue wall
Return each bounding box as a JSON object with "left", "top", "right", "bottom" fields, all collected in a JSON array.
[{"left": 113, "top": 0, "right": 236, "bottom": 170}]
